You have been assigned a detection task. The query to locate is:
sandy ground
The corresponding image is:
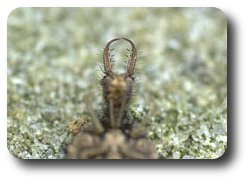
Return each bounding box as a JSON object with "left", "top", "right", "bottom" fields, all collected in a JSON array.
[{"left": 7, "top": 7, "right": 227, "bottom": 159}]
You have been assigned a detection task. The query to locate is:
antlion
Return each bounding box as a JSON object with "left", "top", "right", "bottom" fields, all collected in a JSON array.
[{"left": 66, "top": 38, "right": 158, "bottom": 159}]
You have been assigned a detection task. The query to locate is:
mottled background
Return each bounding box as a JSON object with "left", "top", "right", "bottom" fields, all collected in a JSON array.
[{"left": 7, "top": 7, "right": 227, "bottom": 159}]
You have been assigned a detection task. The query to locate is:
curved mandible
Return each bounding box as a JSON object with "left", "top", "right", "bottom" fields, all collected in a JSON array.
[
  {"left": 122, "top": 38, "right": 137, "bottom": 77},
  {"left": 103, "top": 38, "right": 137, "bottom": 76},
  {"left": 103, "top": 38, "right": 121, "bottom": 76}
]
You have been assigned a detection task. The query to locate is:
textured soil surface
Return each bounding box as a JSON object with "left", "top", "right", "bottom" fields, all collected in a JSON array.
[{"left": 7, "top": 7, "right": 227, "bottom": 159}]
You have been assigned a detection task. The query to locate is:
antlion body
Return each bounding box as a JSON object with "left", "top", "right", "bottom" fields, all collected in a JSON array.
[{"left": 66, "top": 38, "right": 158, "bottom": 159}]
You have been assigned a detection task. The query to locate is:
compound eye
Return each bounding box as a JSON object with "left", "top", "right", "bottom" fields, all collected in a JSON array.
[
  {"left": 125, "top": 76, "right": 134, "bottom": 84},
  {"left": 124, "top": 74, "right": 134, "bottom": 81},
  {"left": 131, "top": 76, "right": 135, "bottom": 82},
  {"left": 100, "top": 75, "right": 112, "bottom": 87}
]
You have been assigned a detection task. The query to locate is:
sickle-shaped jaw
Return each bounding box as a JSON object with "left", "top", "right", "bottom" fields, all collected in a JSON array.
[
  {"left": 103, "top": 38, "right": 137, "bottom": 77},
  {"left": 122, "top": 38, "right": 137, "bottom": 77},
  {"left": 103, "top": 38, "right": 121, "bottom": 76}
]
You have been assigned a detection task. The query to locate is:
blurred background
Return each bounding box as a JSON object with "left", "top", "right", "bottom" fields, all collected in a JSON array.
[{"left": 7, "top": 8, "right": 227, "bottom": 159}]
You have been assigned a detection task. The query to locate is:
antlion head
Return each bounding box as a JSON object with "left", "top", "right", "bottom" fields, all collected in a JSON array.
[{"left": 101, "top": 38, "right": 137, "bottom": 129}]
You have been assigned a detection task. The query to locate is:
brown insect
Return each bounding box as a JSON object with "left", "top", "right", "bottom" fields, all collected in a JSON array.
[{"left": 66, "top": 38, "right": 158, "bottom": 159}]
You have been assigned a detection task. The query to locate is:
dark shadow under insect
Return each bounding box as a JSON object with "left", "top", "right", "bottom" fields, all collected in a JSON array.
[{"left": 66, "top": 38, "right": 158, "bottom": 159}]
